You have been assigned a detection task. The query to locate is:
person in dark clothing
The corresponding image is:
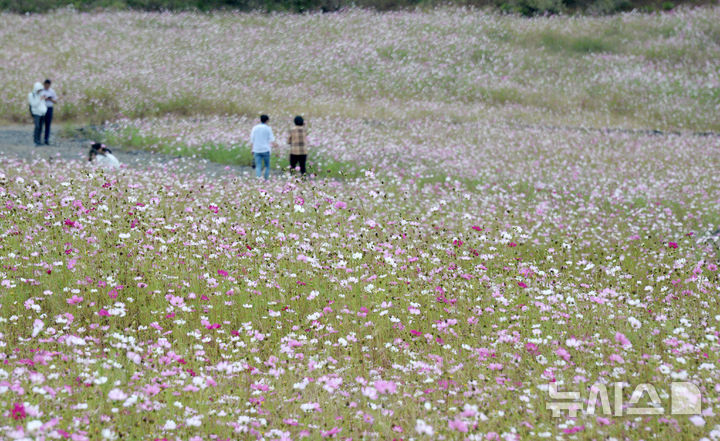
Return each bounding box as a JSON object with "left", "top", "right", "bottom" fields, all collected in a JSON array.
[
  {"left": 40, "top": 79, "right": 58, "bottom": 145},
  {"left": 287, "top": 115, "right": 308, "bottom": 175}
]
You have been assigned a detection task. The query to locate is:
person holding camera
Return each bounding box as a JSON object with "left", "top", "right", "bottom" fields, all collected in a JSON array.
[
  {"left": 40, "top": 79, "right": 58, "bottom": 145},
  {"left": 88, "top": 142, "right": 120, "bottom": 169}
]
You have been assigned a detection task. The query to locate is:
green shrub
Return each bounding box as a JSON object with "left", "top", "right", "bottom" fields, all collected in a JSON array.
[
  {"left": 584, "top": 0, "right": 633, "bottom": 14},
  {"left": 495, "top": 0, "right": 564, "bottom": 16},
  {"left": 537, "top": 30, "right": 616, "bottom": 53}
]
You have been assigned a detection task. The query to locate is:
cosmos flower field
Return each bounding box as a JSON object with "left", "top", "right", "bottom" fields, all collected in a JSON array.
[{"left": 1, "top": 6, "right": 720, "bottom": 441}]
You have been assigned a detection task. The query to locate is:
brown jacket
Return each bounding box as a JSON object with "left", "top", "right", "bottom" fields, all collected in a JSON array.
[{"left": 288, "top": 127, "right": 307, "bottom": 155}]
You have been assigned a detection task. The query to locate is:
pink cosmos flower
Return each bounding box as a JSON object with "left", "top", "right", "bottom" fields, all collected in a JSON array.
[
  {"left": 67, "top": 295, "right": 83, "bottom": 305},
  {"left": 374, "top": 380, "right": 397, "bottom": 394},
  {"left": 321, "top": 427, "right": 341, "bottom": 438},
  {"left": 608, "top": 353, "right": 625, "bottom": 364},
  {"left": 615, "top": 332, "right": 631, "bottom": 348},
  {"left": 108, "top": 388, "right": 128, "bottom": 400},
  {"left": 668, "top": 242, "right": 678, "bottom": 248},
  {"left": 555, "top": 347, "right": 571, "bottom": 361},
  {"left": 362, "top": 386, "right": 378, "bottom": 400},
  {"left": 11, "top": 402, "right": 26, "bottom": 420},
  {"left": 448, "top": 418, "right": 468, "bottom": 432},
  {"left": 143, "top": 384, "right": 161, "bottom": 396},
  {"left": 562, "top": 425, "right": 585, "bottom": 434}
]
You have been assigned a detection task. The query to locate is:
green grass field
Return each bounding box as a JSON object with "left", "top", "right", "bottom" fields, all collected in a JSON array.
[{"left": 0, "top": 7, "right": 719, "bottom": 441}]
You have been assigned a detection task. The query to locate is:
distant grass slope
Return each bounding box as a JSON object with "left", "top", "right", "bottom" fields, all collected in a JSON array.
[
  {"left": 0, "top": 8, "right": 718, "bottom": 131},
  {"left": 0, "top": 0, "right": 713, "bottom": 14}
]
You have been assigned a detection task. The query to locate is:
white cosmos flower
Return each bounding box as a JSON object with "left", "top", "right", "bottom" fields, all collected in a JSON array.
[
  {"left": 186, "top": 416, "right": 202, "bottom": 427},
  {"left": 628, "top": 317, "right": 641, "bottom": 329},
  {"left": 26, "top": 420, "right": 42, "bottom": 432},
  {"left": 415, "top": 419, "right": 434, "bottom": 436}
]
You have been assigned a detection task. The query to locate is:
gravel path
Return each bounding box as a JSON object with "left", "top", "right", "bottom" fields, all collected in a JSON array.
[{"left": 0, "top": 125, "right": 260, "bottom": 178}]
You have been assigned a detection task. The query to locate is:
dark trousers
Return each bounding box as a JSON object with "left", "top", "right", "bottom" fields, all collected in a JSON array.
[
  {"left": 33, "top": 114, "right": 43, "bottom": 145},
  {"left": 289, "top": 154, "right": 307, "bottom": 175},
  {"left": 43, "top": 106, "right": 53, "bottom": 143}
]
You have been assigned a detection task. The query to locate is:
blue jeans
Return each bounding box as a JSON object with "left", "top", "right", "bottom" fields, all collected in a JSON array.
[
  {"left": 33, "top": 114, "right": 43, "bottom": 145},
  {"left": 254, "top": 152, "right": 270, "bottom": 180}
]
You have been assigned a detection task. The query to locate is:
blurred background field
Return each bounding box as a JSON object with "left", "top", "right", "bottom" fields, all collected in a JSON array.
[
  {"left": 1, "top": 8, "right": 718, "bottom": 130},
  {"left": 1, "top": 7, "right": 718, "bottom": 176}
]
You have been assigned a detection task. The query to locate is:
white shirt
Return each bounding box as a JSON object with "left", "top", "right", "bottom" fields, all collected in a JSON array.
[
  {"left": 96, "top": 153, "right": 120, "bottom": 169},
  {"left": 28, "top": 83, "right": 47, "bottom": 116},
  {"left": 41, "top": 88, "right": 57, "bottom": 108},
  {"left": 250, "top": 123, "right": 275, "bottom": 153}
]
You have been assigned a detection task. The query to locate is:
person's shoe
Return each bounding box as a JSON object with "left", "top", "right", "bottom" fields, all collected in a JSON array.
[{"left": 44, "top": 141, "right": 50, "bottom": 145}]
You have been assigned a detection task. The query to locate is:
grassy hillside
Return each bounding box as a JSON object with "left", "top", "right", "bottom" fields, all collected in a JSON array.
[{"left": 1, "top": 8, "right": 719, "bottom": 132}]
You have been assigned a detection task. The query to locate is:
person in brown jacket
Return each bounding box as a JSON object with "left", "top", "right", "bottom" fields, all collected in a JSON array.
[{"left": 288, "top": 115, "right": 308, "bottom": 175}]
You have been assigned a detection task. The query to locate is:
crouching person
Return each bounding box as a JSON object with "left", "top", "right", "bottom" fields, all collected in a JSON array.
[{"left": 88, "top": 143, "right": 120, "bottom": 169}]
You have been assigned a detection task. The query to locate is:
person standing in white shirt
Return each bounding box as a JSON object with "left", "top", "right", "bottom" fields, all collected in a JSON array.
[
  {"left": 28, "top": 82, "right": 47, "bottom": 146},
  {"left": 250, "top": 114, "right": 278, "bottom": 180},
  {"left": 40, "top": 79, "right": 58, "bottom": 145}
]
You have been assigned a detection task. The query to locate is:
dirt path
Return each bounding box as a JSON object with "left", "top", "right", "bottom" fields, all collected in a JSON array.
[{"left": 0, "top": 125, "right": 259, "bottom": 178}]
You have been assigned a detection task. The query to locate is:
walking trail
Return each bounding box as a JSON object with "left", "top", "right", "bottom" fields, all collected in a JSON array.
[{"left": 0, "top": 125, "right": 257, "bottom": 178}]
